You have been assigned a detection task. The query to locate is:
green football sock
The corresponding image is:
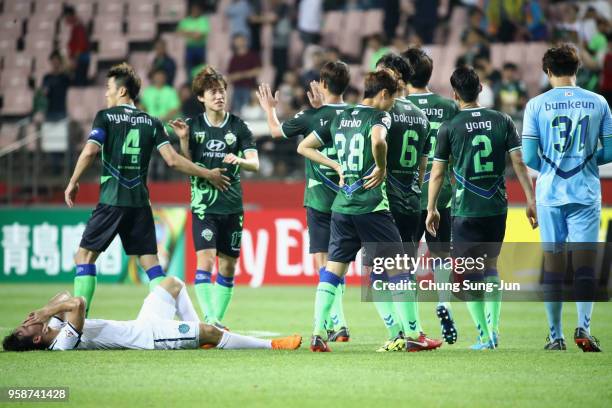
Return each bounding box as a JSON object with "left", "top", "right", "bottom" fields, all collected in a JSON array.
[
  {"left": 434, "top": 263, "right": 453, "bottom": 305},
  {"left": 313, "top": 282, "right": 338, "bottom": 337},
  {"left": 194, "top": 270, "right": 216, "bottom": 322},
  {"left": 214, "top": 274, "right": 235, "bottom": 321},
  {"left": 485, "top": 274, "right": 502, "bottom": 334},
  {"left": 390, "top": 273, "right": 422, "bottom": 338},
  {"left": 466, "top": 300, "right": 491, "bottom": 342},
  {"left": 329, "top": 282, "right": 348, "bottom": 330},
  {"left": 74, "top": 264, "right": 97, "bottom": 317},
  {"left": 373, "top": 301, "right": 403, "bottom": 339}
]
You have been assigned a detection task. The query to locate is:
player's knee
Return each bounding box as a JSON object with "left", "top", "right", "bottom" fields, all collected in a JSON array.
[
  {"left": 160, "top": 276, "right": 183, "bottom": 298},
  {"left": 74, "top": 247, "right": 96, "bottom": 264},
  {"left": 199, "top": 323, "right": 223, "bottom": 346},
  {"left": 196, "top": 251, "right": 216, "bottom": 271}
]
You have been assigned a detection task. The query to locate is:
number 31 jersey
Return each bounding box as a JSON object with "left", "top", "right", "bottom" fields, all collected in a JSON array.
[
  {"left": 434, "top": 108, "right": 521, "bottom": 217},
  {"left": 522, "top": 86, "right": 612, "bottom": 207},
  {"left": 88, "top": 104, "right": 170, "bottom": 207}
]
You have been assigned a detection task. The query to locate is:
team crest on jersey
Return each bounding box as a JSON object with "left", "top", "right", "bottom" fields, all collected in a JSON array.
[
  {"left": 352, "top": 110, "right": 359, "bottom": 115},
  {"left": 382, "top": 115, "right": 392, "bottom": 128},
  {"left": 202, "top": 228, "right": 214, "bottom": 241},
  {"left": 224, "top": 132, "right": 237, "bottom": 145},
  {"left": 178, "top": 324, "right": 190, "bottom": 334},
  {"left": 565, "top": 91, "right": 573, "bottom": 97}
]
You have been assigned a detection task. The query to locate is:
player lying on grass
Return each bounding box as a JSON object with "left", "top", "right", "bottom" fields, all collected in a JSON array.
[{"left": 2, "top": 276, "right": 301, "bottom": 352}]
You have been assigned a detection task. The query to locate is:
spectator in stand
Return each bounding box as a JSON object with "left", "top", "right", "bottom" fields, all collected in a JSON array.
[
  {"left": 241, "top": 90, "right": 267, "bottom": 122},
  {"left": 554, "top": 3, "right": 581, "bottom": 43},
  {"left": 382, "top": 0, "right": 400, "bottom": 41},
  {"left": 366, "top": 34, "right": 390, "bottom": 70},
  {"left": 298, "top": 0, "right": 323, "bottom": 45},
  {"left": 63, "top": 5, "right": 90, "bottom": 86},
  {"left": 226, "top": 0, "right": 254, "bottom": 44},
  {"left": 177, "top": 2, "right": 210, "bottom": 80},
  {"left": 457, "top": 28, "right": 490, "bottom": 67},
  {"left": 412, "top": 0, "right": 438, "bottom": 44},
  {"left": 324, "top": 46, "right": 340, "bottom": 63},
  {"left": 141, "top": 68, "right": 180, "bottom": 123},
  {"left": 495, "top": 62, "right": 528, "bottom": 117},
  {"left": 277, "top": 70, "right": 305, "bottom": 117},
  {"left": 227, "top": 33, "right": 262, "bottom": 114},
  {"left": 179, "top": 83, "right": 204, "bottom": 119},
  {"left": 41, "top": 51, "right": 71, "bottom": 122},
  {"left": 524, "top": 0, "right": 547, "bottom": 41},
  {"left": 300, "top": 48, "right": 324, "bottom": 89},
  {"left": 344, "top": 86, "right": 360, "bottom": 105},
  {"left": 486, "top": 0, "right": 527, "bottom": 42},
  {"left": 474, "top": 63, "right": 495, "bottom": 108},
  {"left": 150, "top": 39, "right": 177, "bottom": 86},
  {"left": 271, "top": 0, "right": 293, "bottom": 88}
]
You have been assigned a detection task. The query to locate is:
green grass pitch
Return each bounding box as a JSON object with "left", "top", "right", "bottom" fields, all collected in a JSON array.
[{"left": 0, "top": 284, "right": 611, "bottom": 407}]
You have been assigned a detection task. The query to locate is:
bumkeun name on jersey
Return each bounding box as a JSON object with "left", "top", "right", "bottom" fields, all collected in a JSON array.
[
  {"left": 465, "top": 120, "right": 492, "bottom": 133},
  {"left": 544, "top": 100, "right": 595, "bottom": 111},
  {"left": 105, "top": 113, "right": 153, "bottom": 126},
  {"left": 392, "top": 112, "right": 428, "bottom": 127}
]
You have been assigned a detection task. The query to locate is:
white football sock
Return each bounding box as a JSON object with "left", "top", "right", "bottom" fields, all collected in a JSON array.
[{"left": 217, "top": 331, "right": 272, "bottom": 349}]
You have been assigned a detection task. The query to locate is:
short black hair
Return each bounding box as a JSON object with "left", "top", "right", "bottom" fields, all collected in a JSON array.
[
  {"left": 2, "top": 331, "right": 46, "bottom": 352},
  {"left": 542, "top": 43, "right": 581, "bottom": 77},
  {"left": 319, "top": 60, "right": 350, "bottom": 96},
  {"left": 503, "top": 62, "right": 518, "bottom": 71},
  {"left": 63, "top": 5, "right": 75, "bottom": 16},
  {"left": 107, "top": 63, "right": 141, "bottom": 100},
  {"left": 376, "top": 53, "right": 414, "bottom": 84},
  {"left": 450, "top": 66, "right": 481, "bottom": 103},
  {"left": 401, "top": 47, "right": 433, "bottom": 88},
  {"left": 49, "top": 50, "right": 62, "bottom": 61},
  {"left": 364, "top": 70, "right": 398, "bottom": 99}
]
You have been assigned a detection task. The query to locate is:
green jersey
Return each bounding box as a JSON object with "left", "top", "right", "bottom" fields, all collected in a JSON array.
[
  {"left": 405, "top": 93, "right": 459, "bottom": 210},
  {"left": 386, "top": 98, "right": 430, "bottom": 214},
  {"left": 88, "top": 104, "right": 170, "bottom": 207},
  {"left": 434, "top": 107, "right": 521, "bottom": 217},
  {"left": 281, "top": 103, "right": 347, "bottom": 213},
  {"left": 187, "top": 112, "right": 256, "bottom": 217},
  {"left": 314, "top": 105, "right": 392, "bottom": 215}
]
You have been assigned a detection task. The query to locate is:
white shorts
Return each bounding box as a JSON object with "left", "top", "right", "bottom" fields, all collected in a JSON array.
[{"left": 136, "top": 286, "right": 200, "bottom": 350}]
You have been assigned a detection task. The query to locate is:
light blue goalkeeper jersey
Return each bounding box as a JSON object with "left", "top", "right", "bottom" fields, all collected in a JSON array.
[{"left": 522, "top": 86, "right": 612, "bottom": 206}]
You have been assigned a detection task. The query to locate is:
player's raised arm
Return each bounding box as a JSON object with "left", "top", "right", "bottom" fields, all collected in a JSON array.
[
  {"left": 168, "top": 118, "right": 192, "bottom": 160},
  {"left": 158, "top": 144, "right": 230, "bottom": 191},
  {"left": 297, "top": 133, "right": 344, "bottom": 186},
  {"left": 24, "top": 295, "right": 86, "bottom": 333},
  {"left": 256, "top": 83, "right": 284, "bottom": 138}
]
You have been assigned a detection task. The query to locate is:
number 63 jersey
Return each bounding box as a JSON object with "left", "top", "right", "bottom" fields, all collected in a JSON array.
[
  {"left": 522, "top": 86, "right": 612, "bottom": 206},
  {"left": 88, "top": 104, "right": 170, "bottom": 207},
  {"left": 434, "top": 108, "right": 521, "bottom": 217}
]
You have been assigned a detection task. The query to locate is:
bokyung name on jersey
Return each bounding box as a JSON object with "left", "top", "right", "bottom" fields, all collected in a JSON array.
[
  {"left": 465, "top": 120, "right": 492, "bottom": 133},
  {"left": 392, "top": 112, "right": 428, "bottom": 127},
  {"left": 105, "top": 113, "right": 153, "bottom": 126}
]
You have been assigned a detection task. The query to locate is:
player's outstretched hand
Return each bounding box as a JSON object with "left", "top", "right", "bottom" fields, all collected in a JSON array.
[
  {"left": 65, "top": 182, "right": 79, "bottom": 208},
  {"left": 306, "top": 81, "right": 324, "bottom": 109},
  {"left": 256, "top": 83, "right": 279, "bottom": 111},
  {"left": 206, "top": 168, "right": 231, "bottom": 191},
  {"left": 363, "top": 166, "right": 385, "bottom": 189},
  {"left": 526, "top": 201, "right": 538, "bottom": 229},
  {"left": 168, "top": 119, "right": 189, "bottom": 139},
  {"left": 425, "top": 209, "right": 440, "bottom": 237}
]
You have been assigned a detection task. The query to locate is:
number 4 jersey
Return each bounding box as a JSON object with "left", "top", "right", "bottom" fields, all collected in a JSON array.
[
  {"left": 88, "top": 104, "right": 170, "bottom": 207},
  {"left": 313, "top": 104, "right": 392, "bottom": 215},
  {"left": 522, "top": 86, "right": 612, "bottom": 206},
  {"left": 434, "top": 108, "right": 521, "bottom": 217}
]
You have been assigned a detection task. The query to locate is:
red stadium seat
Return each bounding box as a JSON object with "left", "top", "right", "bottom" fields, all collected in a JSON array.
[
  {"left": 1, "top": 86, "right": 33, "bottom": 116},
  {"left": 0, "top": 16, "right": 22, "bottom": 38},
  {"left": 97, "top": 36, "right": 128, "bottom": 61},
  {"left": 3, "top": 0, "right": 32, "bottom": 19},
  {"left": 67, "top": 87, "right": 106, "bottom": 123},
  {"left": 3, "top": 53, "right": 32, "bottom": 71},
  {"left": 0, "top": 69, "right": 29, "bottom": 89},
  {"left": 362, "top": 9, "right": 384, "bottom": 37},
  {"left": 93, "top": 17, "right": 123, "bottom": 40},
  {"left": 72, "top": 1, "right": 95, "bottom": 22},
  {"left": 128, "top": 1, "right": 156, "bottom": 16},
  {"left": 321, "top": 11, "right": 344, "bottom": 48},
  {"left": 27, "top": 16, "right": 57, "bottom": 36},
  {"left": 338, "top": 10, "right": 365, "bottom": 59},
  {"left": 32, "top": 0, "right": 63, "bottom": 18},
  {"left": 158, "top": 1, "right": 187, "bottom": 23},
  {"left": 0, "top": 38, "right": 17, "bottom": 57},
  {"left": 127, "top": 18, "right": 157, "bottom": 42},
  {"left": 97, "top": 0, "right": 126, "bottom": 17},
  {"left": 23, "top": 34, "right": 53, "bottom": 57}
]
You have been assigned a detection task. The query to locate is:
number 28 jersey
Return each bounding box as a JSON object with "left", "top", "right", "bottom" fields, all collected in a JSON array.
[
  {"left": 313, "top": 105, "right": 392, "bottom": 215},
  {"left": 434, "top": 108, "right": 521, "bottom": 217},
  {"left": 88, "top": 104, "right": 170, "bottom": 207}
]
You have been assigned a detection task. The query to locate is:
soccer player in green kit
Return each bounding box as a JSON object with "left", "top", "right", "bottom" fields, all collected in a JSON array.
[
  {"left": 169, "top": 67, "right": 259, "bottom": 329},
  {"left": 425, "top": 66, "right": 537, "bottom": 350},
  {"left": 65, "top": 63, "right": 230, "bottom": 316},
  {"left": 256, "top": 61, "right": 352, "bottom": 342},
  {"left": 403, "top": 47, "right": 460, "bottom": 344},
  {"left": 372, "top": 53, "right": 442, "bottom": 352}
]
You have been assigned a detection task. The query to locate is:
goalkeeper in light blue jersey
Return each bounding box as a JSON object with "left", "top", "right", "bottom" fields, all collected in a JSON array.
[{"left": 522, "top": 44, "right": 612, "bottom": 352}]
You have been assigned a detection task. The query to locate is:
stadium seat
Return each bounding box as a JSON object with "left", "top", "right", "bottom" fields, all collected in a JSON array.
[
  {"left": 287, "top": 30, "right": 304, "bottom": 69},
  {"left": 27, "top": 16, "right": 57, "bottom": 36},
  {"left": 67, "top": 87, "right": 105, "bottom": 122},
  {"left": 129, "top": 51, "right": 151, "bottom": 84},
  {"left": 339, "top": 10, "right": 365, "bottom": 59},
  {"left": 0, "top": 38, "right": 17, "bottom": 57},
  {"left": 0, "top": 86, "right": 33, "bottom": 116},
  {"left": 0, "top": 16, "right": 23, "bottom": 38},
  {"left": 97, "top": 0, "right": 126, "bottom": 17},
  {"left": 362, "top": 9, "right": 384, "bottom": 37},
  {"left": 97, "top": 36, "right": 128, "bottom": 61},
  {"left": 23, "top": 34, "right": 53, "bottom": 57},
  {"left": 3, "top": 0, "right": 32, "bottom": 19},
  {"left": 0, "top": 122, "right": 21, "bottom": 149},
  {"left": 128, "top": 1, "right": 156, "bottom": 16},
  {"left": 3, "top": 53, "right": 32, "bottom": 71},
  {"left": 93, "top": 17, "right": 124, "bottom": 40},
  {"left": 32, "top": 0, "right": 63, "bottom": 18},
  {"left": 490, "top": 44, "right": 505, "bottom": 69},
  {"left": 158, "top": 1, "right": 187, "bottom": 23},
  {"left": 321, "top": 11, "right": 344, "bottom": 48},
  {"left": 72, "top": 1, "right": 95, "bottom": 21},
  {"left": 127, "top": 18, "right": 157, "bottom": 42},
  {"left": 161, "top": 33, "right": 186, "bottom": 67},
  {"left": 1, "top": 69, "right": 29, "bottom": 89}
]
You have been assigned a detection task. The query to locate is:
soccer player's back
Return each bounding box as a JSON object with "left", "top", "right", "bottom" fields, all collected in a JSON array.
[{"left": 522, "top": 44, "right": 612, "bottom": 352}]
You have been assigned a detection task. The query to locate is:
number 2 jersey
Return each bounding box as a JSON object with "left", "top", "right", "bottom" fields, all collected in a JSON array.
[
  {"left": 281, "top": 104, "right": 347, "bottom": 213},
  {"left": 186, "top": 112, "right": 257, "bottom": 218},
  {"left": 313, "top": 105, "right": 392, "bottom": 215},
  {"left": 88, "top": 104, "right": 170, "bottom": 207},
  {"left": 434, "top": 108, "right": 521, "bottom": 217},
  {"left": 522, "top": 86, "right": 612, "bottom": 207}
]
